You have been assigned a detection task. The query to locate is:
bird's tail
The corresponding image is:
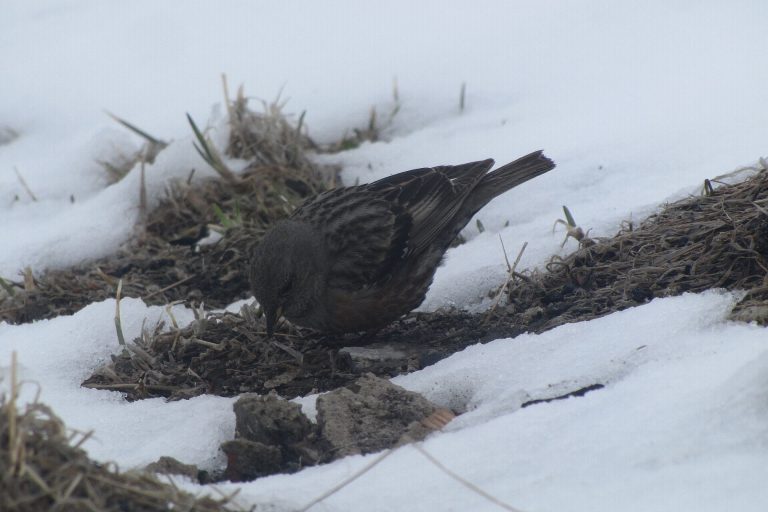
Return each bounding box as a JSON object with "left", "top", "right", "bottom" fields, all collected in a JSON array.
[
  {"left": 456, "top": 150, "right": 555, "bottom": 226},
  {"left": 478, "top": 150, "right": 555, "bottom": 201}
]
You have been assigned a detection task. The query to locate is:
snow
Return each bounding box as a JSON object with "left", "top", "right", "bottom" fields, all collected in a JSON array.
[
  {"left": 0, "top": 298, "right": 235, "bottom": 469},
  {"left": 2, "top": 1, "right": 768, "bottom": 510},
  {"left": 199, "top": 291, "right": 768, "bottom": 512}
]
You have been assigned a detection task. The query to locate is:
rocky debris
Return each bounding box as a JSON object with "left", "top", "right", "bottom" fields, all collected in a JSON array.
[
  {"left": 221, "top": 374, "right": 451, "bottom": 481},
  {"left": 222, "top": 392, "right": 323, "bottom": 481},
  {"left": 221, "top": 439, "right": 284, "bottom": 482}
]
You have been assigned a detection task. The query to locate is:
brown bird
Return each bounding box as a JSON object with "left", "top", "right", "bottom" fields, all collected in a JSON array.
[{"left": 249, "top": 150, "right": 555, "bottom": 335}]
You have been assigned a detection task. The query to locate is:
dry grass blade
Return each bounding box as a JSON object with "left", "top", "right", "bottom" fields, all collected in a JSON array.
[
  {"left": 105, "top": 111, "right": 167, "bottom": 148},
  {"left": 410, "top": 443, "right": 525, "bottom": 512},
  {"left": 13, "top": 166, "right": 37, "bottom": 202},
  {"left": 484, "top": 241, "right": 527, "bottom": 323},
  {"left": 553, "top": 205, "right": 586, "bottom": 247},
  {"left": 0, "top": 276, "right": 16, "bottom": 297},
  {"left": 114, "top": 279, "right": 126, "bottom": 346},
  {"left": 187, "top": 113, "right": 239, "bottom": 183},
  {"left": 22, "top": 267, "right": 35, "bottom": 291},
  {"left": 298, "top": 448, "right": 397, "bottom": 512},
  {"left": 103, "top": 111, "right": 168, "bottom": 184},
  {"left": 138, "top": 153, "right": 148, "bottom": 239},
  {"left": 222, "top": 84, "right": 319, "bottom": 174}
]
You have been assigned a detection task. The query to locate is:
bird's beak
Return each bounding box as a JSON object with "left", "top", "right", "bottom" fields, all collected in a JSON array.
[{"left": 265, "top": 305, "right": 283, "bottom": 337}]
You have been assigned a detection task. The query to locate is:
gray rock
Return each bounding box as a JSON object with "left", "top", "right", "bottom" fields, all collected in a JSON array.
[
  {"left": 233, "top": 391, "right": 313, "bottom": 446},
  {"left": 317, "top": 373, "right": 439, "bottom": 457}
]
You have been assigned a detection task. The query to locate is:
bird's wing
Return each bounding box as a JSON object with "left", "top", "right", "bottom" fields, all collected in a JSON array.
[
  {"left": 294, "top": 159, "right": 494, "bottom": 288},
  {"left": 367, "top": 159, "right": 495, "bottom": 256},
  {"left": 296, "top": 188, "right": 411, "bottom": 288}
]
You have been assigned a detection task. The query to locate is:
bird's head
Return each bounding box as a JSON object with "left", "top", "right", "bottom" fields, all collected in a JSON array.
[{"left": 249, "top": 220, "right": 327, "bottom": 336}]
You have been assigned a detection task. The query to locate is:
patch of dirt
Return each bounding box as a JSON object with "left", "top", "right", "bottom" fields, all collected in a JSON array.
[{"left": 82, "top": 304, "right": 525, "bottom": 401}]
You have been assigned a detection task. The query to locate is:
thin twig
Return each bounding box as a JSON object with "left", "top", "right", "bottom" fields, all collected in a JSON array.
[
  {"left": 484, "top": 241, "right": 527, "bottom": 323},
  {"left": 9, "top": 351, "right": 19, "bottom": 471},
  {"left": 114, "top": 279, "right": 126, "bottom": 346},
  {"left": 105, "top": 111, "right": 166, "bottom": 147},
  {"left": 190, "top": 338, "right": 225, "bottom": 351},
  {"left": 410, "top": 443, "right": 525, "bottom": 512},
  {"left": 142, "top": 275, "right": 195, "bottom": 300},
  {"left": 14, "top": 166, "right": 38, "bottom": 201},
  {"left": 298, "top": 449, "right": 397, "bottom": 512},
  {"left": 499, "top": 234, "right": 512, "bottom": 272},
  {"left": 138, "top": 151, "right": 148, "bottom": 241}
]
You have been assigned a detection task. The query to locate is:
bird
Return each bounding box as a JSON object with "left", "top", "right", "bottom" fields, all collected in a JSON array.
[{"left": 249, "top": 150, "right": 555, "bottom": 336}]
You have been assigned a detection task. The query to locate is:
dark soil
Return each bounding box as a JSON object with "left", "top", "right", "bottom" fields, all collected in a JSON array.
[{"left": 82, "top": 306, "right": 524, "bottom": 401}]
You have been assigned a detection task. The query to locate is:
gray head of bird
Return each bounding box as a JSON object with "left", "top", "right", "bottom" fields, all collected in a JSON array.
[{"left": 248, "top": 219, "right": 328, "bottom": 336}]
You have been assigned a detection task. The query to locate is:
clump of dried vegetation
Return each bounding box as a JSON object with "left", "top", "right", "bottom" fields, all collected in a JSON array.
[
  {"left": 504, "top": 162, "right": 768, "bottom": 329},
  {"left": 82, "top": 303, "right": 513, "bottom": 401},
  {"left": 0, "top": 80, "right": 335, "bottom": 324},
  {"left": 0, "top": 356, "right": 234, "bottom": 512}
]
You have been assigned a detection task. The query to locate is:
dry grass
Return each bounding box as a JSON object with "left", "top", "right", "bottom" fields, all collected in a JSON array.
[
  {"left": 101, "top": 112, "right": 168, "bottom": 184},
  {"left": 504, "top": 162, "right": 768, "bottom": 330},
  {"left": 0, "top": 84, "right": 336, "bottom": 325},
  {"left": 0, "top": 354, "right": 235, "bottom": 512},
  {"left": 224, "top": 80, "right": 317, "bottom": 173},
  {"left": 325, "top": 78, "right": 402, "bottom": 152}
]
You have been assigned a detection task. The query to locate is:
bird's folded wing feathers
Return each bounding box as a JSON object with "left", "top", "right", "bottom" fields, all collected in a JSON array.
[
  {"left": 369, "top": 159, "right": 494, "bottom": 256},
  {"left": 297, "top": 188, "right": 410, "bottom": 287},
  {"left": 298, "top": 159, "right": 495, "bottom": 287}
]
